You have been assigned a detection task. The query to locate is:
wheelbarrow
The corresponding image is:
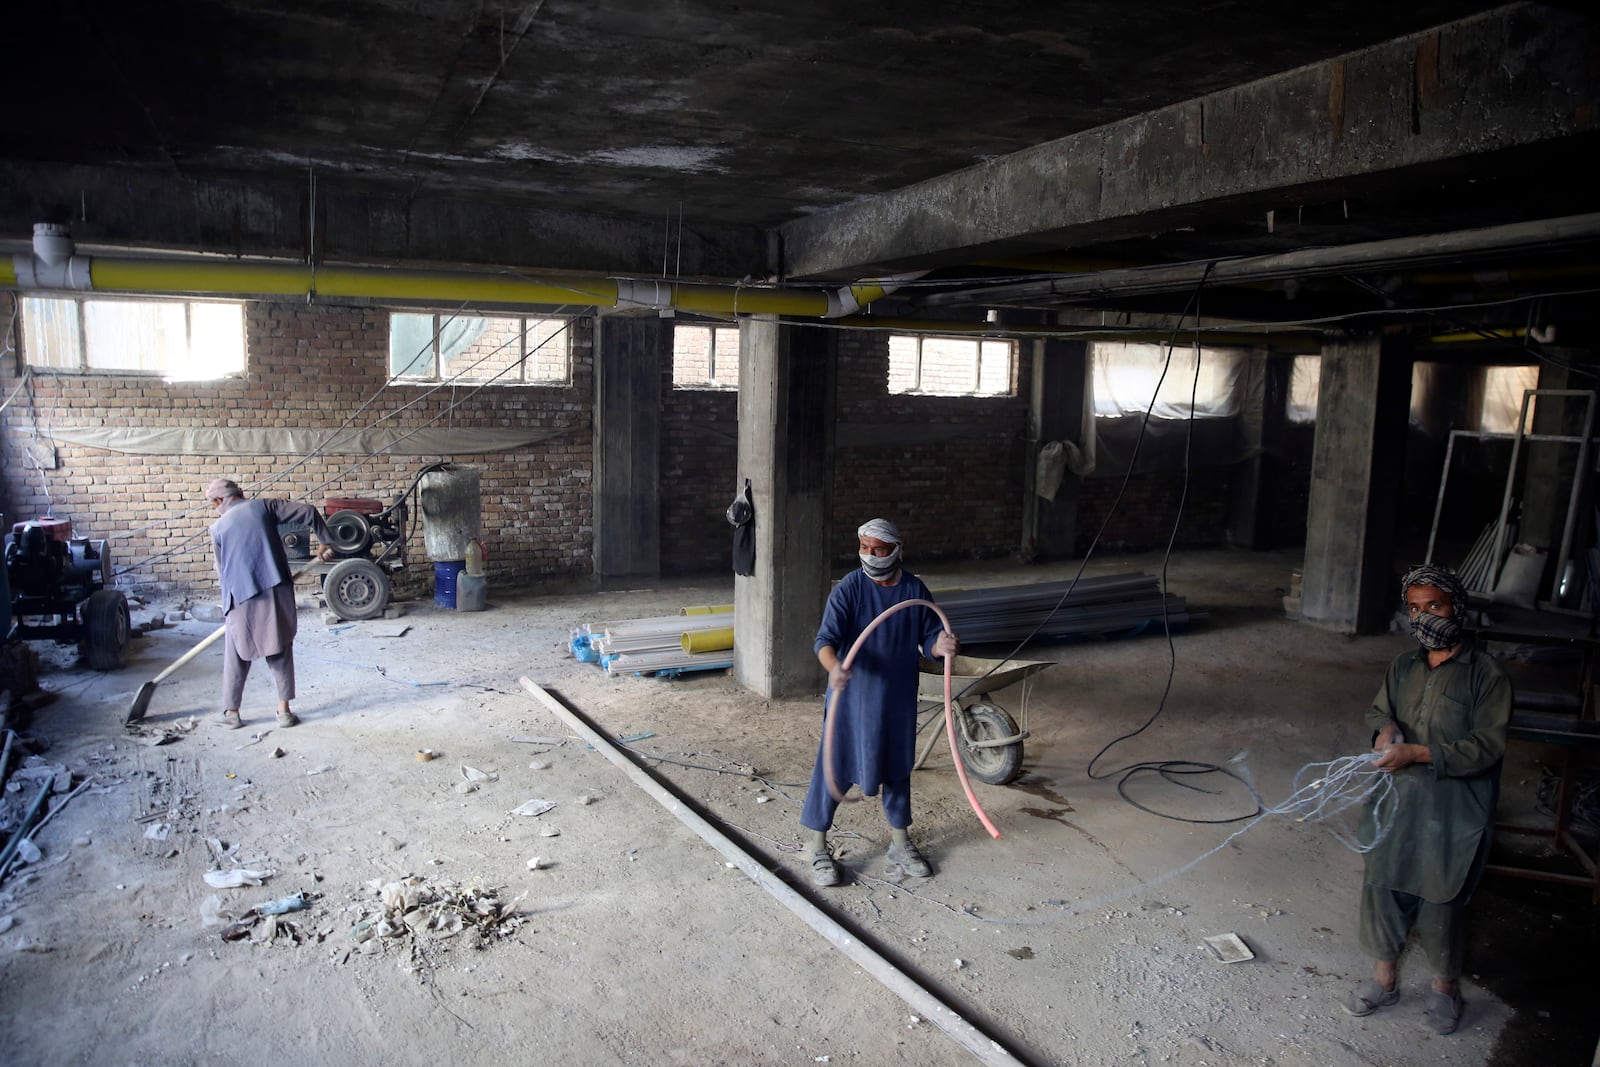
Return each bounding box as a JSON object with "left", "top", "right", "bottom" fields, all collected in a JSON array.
[{"left": 912, "top": 655, "right": 1053, "bottom": 786}]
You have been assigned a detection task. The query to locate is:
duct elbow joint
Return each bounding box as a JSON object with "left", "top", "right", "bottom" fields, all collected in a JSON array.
[{"left": 12, "top": 252, "right": 94, "bottom": 291}]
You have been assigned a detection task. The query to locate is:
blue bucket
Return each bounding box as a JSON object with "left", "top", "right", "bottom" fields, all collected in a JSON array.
[{"left": 434, "top": 560, "right": 465, "bottom": 608}]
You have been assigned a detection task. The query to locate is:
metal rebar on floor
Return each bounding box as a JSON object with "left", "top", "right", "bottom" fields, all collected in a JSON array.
[{"left": 518, "top": 678, "right": 1026, "bottom": 1067}]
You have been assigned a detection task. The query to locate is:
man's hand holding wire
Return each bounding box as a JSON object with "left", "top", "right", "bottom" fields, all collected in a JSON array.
[
  {"left": 1372, "top": 737, "right": 1431, "bottom": 772},
  {"left": 827, "top": 663, "right": 851, "bottom": 692}
]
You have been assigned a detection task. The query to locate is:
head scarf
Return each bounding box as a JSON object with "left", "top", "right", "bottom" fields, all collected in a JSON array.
[
  {"left": 205, "top": 478, "right": 243, "bottom": 502},
  {"left": 857, "top": 518, "right": 903, "bottom": 581},
  {"left": 1400, "top": 564, "right": 1467, "bottom": 650},
  {"left": 856, "top": 518, "right": 901, "bottom": 545}
]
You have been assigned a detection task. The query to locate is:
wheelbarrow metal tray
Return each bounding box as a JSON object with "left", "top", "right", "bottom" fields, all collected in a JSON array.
[{"left": 916, "top": 655, "right": 1054, "bottom": 701}]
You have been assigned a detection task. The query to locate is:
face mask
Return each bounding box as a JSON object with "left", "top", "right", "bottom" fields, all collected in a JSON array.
[
  {"left": 1411, "top": 610, "right": 1462, "bottom": 651},
  {"left": 859, "top": 545, "right": 901, "bottom": 580}
]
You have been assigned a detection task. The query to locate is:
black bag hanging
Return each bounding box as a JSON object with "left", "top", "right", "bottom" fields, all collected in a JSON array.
[{"left": 726, "top": 478, "right": 755, "bottom": 577}]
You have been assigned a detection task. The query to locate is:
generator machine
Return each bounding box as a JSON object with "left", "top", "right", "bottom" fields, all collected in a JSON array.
[{"left": 3, "top": 513, "right": 130, "bottom": 669}]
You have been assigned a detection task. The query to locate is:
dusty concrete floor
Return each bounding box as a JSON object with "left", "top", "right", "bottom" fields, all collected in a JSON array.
[{"left": 1, "top": 548, "right": 1596, "bottom": 1066}]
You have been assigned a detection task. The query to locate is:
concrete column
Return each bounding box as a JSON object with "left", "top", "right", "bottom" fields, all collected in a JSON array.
[
  {"left": 1300, "top": 335, "right": 1412, "bottom": 633},
  {"left": 592, "top": 314, "right": 665, "bottom": 582},
  {"left": 733, "top": 316, "right": 835, "bottom": 698},
  {"left": 1020, "top": 338, "right": 1089, "bottom": 561}
]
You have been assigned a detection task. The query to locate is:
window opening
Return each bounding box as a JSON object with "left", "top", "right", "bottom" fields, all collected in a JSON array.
[
  {"left": 1287, "top": 355, "right": 1321, "bottom": 424},
  {"left": 389, "top": 313, "right": 570, "bottom": 384},
  {"left": 22, "top": 296, "right": 245, "bottom": 380},
  {"left": 672, "top": 323, "right": 740, "bottom": 389},
  {"left": 1090, "top": 341, "right": 1242, "bottom": 418},
  {"left": 887, "top": 334, "right": 1014, "bottom": 396}
]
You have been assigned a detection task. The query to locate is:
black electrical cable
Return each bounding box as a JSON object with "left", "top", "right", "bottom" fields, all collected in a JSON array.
[
  {"left": 1080, "top": 268, "right": 1266, "bottom": 825},
  {"left": 907, "top": 263, "right": 1219, "bottom": 715}
]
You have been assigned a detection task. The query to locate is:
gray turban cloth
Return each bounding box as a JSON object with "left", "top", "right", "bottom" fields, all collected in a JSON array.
[
  {"left": 1399, "top": 564, "right": 1468, "bottom": 618},
  {"left": 857, "top": 518, "right": 902, "bottom": 545}
]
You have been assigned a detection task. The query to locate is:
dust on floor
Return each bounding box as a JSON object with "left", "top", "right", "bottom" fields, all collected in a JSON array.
[{"left": 1, "top": 549, "right": 1594, "bottom": 1066}]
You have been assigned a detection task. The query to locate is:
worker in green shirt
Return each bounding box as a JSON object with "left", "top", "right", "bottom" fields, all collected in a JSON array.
[{"left": 1341, "top": 565, "right": 1511, "bottom": 1035}]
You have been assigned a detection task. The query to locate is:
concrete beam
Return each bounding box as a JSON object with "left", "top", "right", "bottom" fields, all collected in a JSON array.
[
  {"left": 780, "top": 3, "right": 1599, "bottom": 278},
  {"left": 0, "top": 161, "right": 766, "bottom": 280}
]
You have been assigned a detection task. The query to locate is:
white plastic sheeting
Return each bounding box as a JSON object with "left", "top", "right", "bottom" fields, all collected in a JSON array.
[{"left": 1090, "top": 342, "right": 1244, "bottom": 419}]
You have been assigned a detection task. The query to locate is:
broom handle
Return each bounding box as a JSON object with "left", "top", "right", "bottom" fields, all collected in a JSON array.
[{"left": 148, "top": 624, "right": 228, "bottom": 685}]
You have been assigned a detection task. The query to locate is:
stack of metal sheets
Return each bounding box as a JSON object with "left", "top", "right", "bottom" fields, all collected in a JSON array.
[{"left": 934, "top": 574, "right": 1192, "bottom": 645}]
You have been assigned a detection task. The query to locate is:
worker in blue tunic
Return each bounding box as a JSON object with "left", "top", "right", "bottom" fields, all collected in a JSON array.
[
  {"left": 206, "top": 478, "right": 335, "bottom": 730},
  {"left": 801, "top": 518, "right": 959, "bottom": 887}
]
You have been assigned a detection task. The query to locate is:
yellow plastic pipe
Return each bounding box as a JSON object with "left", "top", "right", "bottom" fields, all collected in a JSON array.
[
  {"left": 681, "top": 627, "right": 735, "bottom": 654},
  {"left": 680, "top": 604, "right": 735, "bottom": 616},
  {"left": 69, "top": 257, "right": 901, "bottom": 318},
  {"left": 88, "top": 260, "right": 621, "bottom": 306}
]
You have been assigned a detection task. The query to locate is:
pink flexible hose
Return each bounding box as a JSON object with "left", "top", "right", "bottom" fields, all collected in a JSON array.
[{"left": 822, "top": 598, "right": 1002, "bottom": 840}]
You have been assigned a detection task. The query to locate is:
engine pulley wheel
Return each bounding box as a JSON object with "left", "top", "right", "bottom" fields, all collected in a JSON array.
[{"left": 326, "top": 509, "right": 374, "bottom": 556}]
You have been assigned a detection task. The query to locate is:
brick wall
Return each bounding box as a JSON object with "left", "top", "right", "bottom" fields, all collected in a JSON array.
[
  {"left": 0, "top": 301, "right": 594, "bottom": 600},
  {"left": 1073, "top": 466, "right": 1234, "bottom": 554},
  {"left": 4, "top": 303, "right": 1256, "bottom": 600},
  {"left": 832, "top": 331, "right": 1029, "bottom": 566},
  {"left": 660, "top": 381, "right": 739, "bottom": 573}
]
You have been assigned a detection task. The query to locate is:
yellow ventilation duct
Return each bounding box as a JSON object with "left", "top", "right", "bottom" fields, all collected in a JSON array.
[{"left": 4, "top": 223, "right": 920, "bottom": 319}]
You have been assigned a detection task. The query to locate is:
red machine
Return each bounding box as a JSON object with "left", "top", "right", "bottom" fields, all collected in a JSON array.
[
  {"left": 3, "top": 514, "right": 130, "bottom": 669},
  {"left": 278, "top": 496, "right": 408, "bottom": 621}
]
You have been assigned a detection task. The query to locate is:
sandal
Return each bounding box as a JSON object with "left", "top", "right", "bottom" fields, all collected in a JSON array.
[
  {"left": 217, "top": 710, "right": 244, "bottom": 730},
  {"left": 1341, "top": 980, "right": 1399, "bottom": 1017},
  {"left": 1423, "top": 989, "right": 1464, "bottom": 1035},
  {"left": 809, "top": 852, "right": 841, "bottom": 887},
  {"left": 277, "top": 710, "right": 301, "bottom": 728},
  {"left": 886, "top": 840, "right": 932, "bottom": 878}
]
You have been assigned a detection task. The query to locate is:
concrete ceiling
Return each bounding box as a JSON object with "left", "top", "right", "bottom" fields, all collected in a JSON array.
[{"left": 5, "top": 1, "right": 1598, "bottom": 337}]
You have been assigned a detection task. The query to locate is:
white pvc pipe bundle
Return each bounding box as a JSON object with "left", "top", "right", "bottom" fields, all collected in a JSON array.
[{"left": 574, "top": 611, "right": 736, "bottom": 676}]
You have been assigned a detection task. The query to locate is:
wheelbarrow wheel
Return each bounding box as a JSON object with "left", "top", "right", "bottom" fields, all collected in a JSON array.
[{"left": 957, "top": 703, "right": 1024, "bottom": 785}]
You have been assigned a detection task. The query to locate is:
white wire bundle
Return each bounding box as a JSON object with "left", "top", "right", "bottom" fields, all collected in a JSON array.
[
  {"left": 963, "top": 751, "right": 1399, "bottom": 926},
  {"left": 1270, "top": 752, "right": 1397, "bottom": 853}
]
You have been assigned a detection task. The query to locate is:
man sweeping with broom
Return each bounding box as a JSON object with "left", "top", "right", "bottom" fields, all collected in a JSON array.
[{"left": 206, "top": 478, "right": 335, "bottom": 729}]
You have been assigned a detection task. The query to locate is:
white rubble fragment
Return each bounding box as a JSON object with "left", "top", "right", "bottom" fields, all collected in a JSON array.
[{"left": 510, "top": 799, "right": 557, "bottom": 817}]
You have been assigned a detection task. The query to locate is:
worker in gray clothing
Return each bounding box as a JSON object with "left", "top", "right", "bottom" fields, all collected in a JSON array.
[
  {"left": 206, "top": 478, "right": 335, "bottom": 729},
  {"left": 1341, "top": 564, "right": 1512, "bottom": 1036}
]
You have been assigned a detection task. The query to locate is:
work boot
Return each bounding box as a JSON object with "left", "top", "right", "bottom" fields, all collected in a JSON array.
[
  {"left": 217, "top": 710, "right": 243, "bottom": 730},
  {"left": 886, "top": 840, "right": 932, "bottom": 878},
  {"left": 810, "top": 851, "right": 841, "bottom": 887},
  {"left": 277, "top": 710, "right": 301, "bottom": 728}
]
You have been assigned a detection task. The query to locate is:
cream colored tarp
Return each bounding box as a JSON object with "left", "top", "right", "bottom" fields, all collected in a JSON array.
[{"left": 43, "top": 424, "right": 575, "bottom": 456}]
